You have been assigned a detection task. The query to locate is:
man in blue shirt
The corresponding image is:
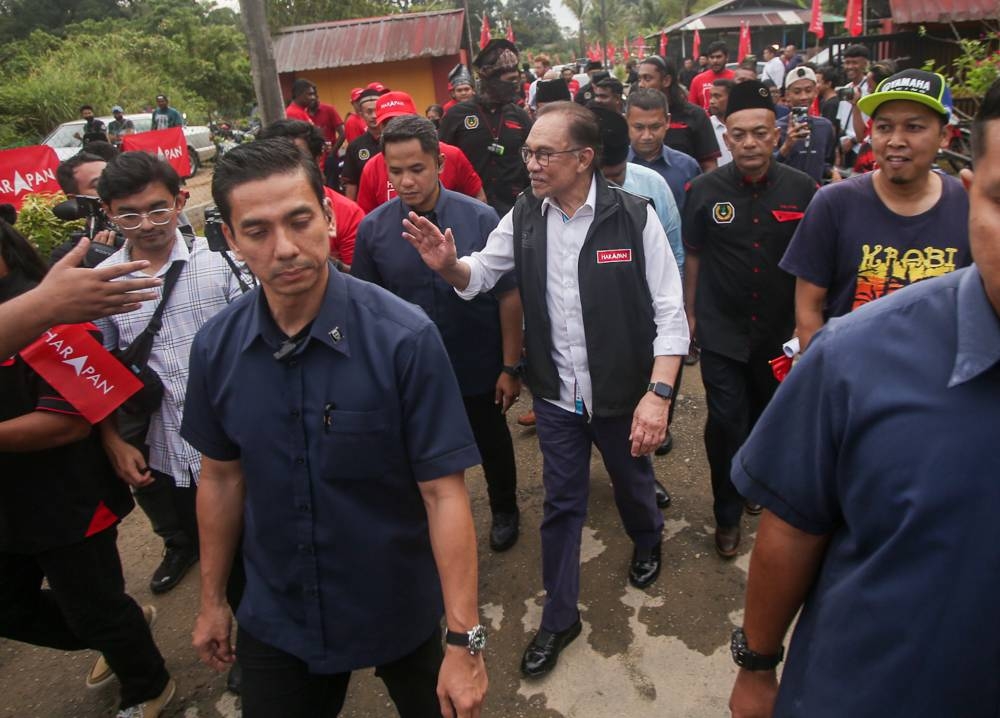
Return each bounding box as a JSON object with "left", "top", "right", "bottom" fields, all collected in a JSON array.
[
  {"left": 151, "top": 95, "right": 183, "bottom": 130},
  {"left": 181, "top": 139, "right": 487, "bottom": 717},
  {"left": 352, "top": 115, "right": 524, "bottom": 552},
  {"left": 727, "top": 81, "right": 1000, "bottom": 718},
  {"left": 626, "top": 88, "right": 702, "bottom": 214}
]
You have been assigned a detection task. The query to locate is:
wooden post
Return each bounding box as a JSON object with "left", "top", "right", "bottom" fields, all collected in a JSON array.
[{"left": 238, "top": 0, "right": 285, "bottom": 125}]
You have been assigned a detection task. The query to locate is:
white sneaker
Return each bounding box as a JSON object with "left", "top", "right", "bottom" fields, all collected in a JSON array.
[
  {"left": 115, "top": 678, "right": 175, "bottom": 718},
  {"left": 87, "top": 605, "right": 158, "bottom": 689}
]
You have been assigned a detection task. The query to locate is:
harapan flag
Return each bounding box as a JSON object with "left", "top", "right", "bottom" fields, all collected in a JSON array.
[
  {"left": 0, "top": 145, "right": 61, "bottom": 210},
  {"left": 479, "top": 13, "right": 491, "bottom": 49},
  {"left": 844, "top": 0, "right": 863, "bottom": 36},
  {"left": 19, "top": 323, "right": 143, "bottom": 424},
  {"left": 622, "top": 36, "right": 631, "bottom": 61},
  {"left": 122, "top": 127, "right": 191, "bottom": 178},
  {"left": 809, "top": 0, "right": 825, "bottom": 38},
  {"left": 737, "top": 21, "right": 752, "bottom": 62},
  {"left": 659, "top": 32, "right": 668, "bottom": 56},
  {"left": 692, "top": 29, "right": 701, "bottom": 58},
  {"left": 506, "top": 22, "right": 515, "bottom": 44}
]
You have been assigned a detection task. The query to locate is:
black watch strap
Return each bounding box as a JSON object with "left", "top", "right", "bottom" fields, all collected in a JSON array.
[
  {"left": 501, "top": 363, "right": 523, "bottom": 378},
  {"left": 446, "top": 625, "right": 487, "bottom": 655},
  {"left": 730, "top": 627, "right": 784, "bottom": 671}
]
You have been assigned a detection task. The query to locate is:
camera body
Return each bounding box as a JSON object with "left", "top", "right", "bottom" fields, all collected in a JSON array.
[
  {"left": 203, "top": 206, "right": 229, "bottom": 253},
  {"left": 835, "top": 84, "right": 856, "bottom": 102},
  {"left": 51, "top": 195, "right": 125, "bottom": 268}
]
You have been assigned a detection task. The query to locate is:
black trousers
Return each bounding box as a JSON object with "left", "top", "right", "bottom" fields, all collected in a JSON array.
[
  {"left": 0, "top": 527, "right": 169, "bottom": 709},
  {"left": 463, "top": 391, "right": 518, "bottom": 514},
  {"left": 133, "top": 467, "right": 198, "bottom": 554},
  {"left": 238, "top": 624, "right": 443, "bottom": 718},
  {"left": 700, "top": 348, "right": 780, "bottom": 528}
]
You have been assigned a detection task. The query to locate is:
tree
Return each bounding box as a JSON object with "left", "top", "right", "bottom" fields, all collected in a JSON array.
[
  {"left": 504, "top": 0, "right": 562, "bottom": 51},
  {"left": 0, "top": 0, "right": 126, "bottom": 40},
  {"left": 563, "top": 0, "right": 590, "bottom": 58},
  {"left": 265, "top": 0, "right": 388, "bottom": 29}
]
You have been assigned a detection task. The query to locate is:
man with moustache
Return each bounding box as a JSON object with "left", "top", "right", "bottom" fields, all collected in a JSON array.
[{"left": 682, "top": 81, "right": 816, "bottom": 557}]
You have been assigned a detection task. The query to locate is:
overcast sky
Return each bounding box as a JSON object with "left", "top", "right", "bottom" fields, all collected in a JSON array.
[{"left": 214, "top": 0, "right": 579, "bottom": 32}]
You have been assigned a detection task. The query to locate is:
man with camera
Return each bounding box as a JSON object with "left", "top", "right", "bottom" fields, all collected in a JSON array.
[
  {"left": 93, "top": 152, "right": 245, "bottom": 598},
  {"left": 49, "top": 153, "right": 124, "bottom": 268},
  {"left": 775, "top": 67, "right": 839, "bottom": 184}
]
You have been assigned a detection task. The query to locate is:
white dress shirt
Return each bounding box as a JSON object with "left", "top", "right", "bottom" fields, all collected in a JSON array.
[
  {"left": 457, "top": 175, "right": 688, "bottom": 414},
  {"left": 710, "top": 115, "right": 733, "bottom": 166}
]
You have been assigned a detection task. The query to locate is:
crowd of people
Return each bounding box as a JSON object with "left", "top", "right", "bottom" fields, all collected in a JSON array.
[{"left": 1, "top": 30, "right": 998, "bottom": 718}]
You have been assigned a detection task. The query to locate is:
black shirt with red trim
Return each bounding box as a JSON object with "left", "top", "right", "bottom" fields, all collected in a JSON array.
[
  {"left": 666, "top": 99, "right": 721, "bottom": 165},
  {"left": 341, "top": 131, "right": 382, "bottom": 186},
  {"left": 683, "top": 161, "right": 817, "bottom": 362},
  {"left": 439, "top": 98, "right": 531, "bottom": 217},
  {"left": 0, "top": 273, "right": 132, "bottom": 554}
]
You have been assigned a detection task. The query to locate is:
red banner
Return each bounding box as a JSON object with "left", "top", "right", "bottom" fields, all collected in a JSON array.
[
  {"left": 506, "top": 22, "right": 515, "bottom": 44},
  {"left": 0, "top": 145, "right": 61, "bottom": 210},
  {"left": 737, "top": 21, "right": 752, "bottom": 62},
  {"left": 693, "top": 29, "right": 701, "bottom": 59},
  {"left": 122, "top": 127, "right": 191, "bottom": 177},
  {"left": 844, "top": 0, "right": 863, "bottom": 36},
  {"left": 19, "top": 324, "right": 143, "bottom": 424},
  {"left": 659, "top": 32, "right": 668, "bottom": 56},
  {"left": 623, "top": 36, "right": 631, "bottom": 61},
  {"left": 479, "top": 13, "right": 491, "bottom": 49},
  {"left": 809, "top": 0, "right": 825, "bottom": 38}
]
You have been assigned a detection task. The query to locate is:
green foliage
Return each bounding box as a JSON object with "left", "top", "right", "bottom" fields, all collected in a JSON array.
[
  {"left": 0, "top": 0, "right": 126, "bottom": 40},
  {"left": 15, "top": 192, "right": 83, "bottom": 260},
  {"left": 923, "top": 33, "right": 1000, "bottom": 105},
  {"left": 0, "top": 0, "right": 253, "bottom": 148}
]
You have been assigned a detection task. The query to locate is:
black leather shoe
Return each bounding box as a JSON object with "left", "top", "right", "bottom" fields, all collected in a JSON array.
[
  {"left": 490, "top": 510, "right": 520, "bottom": 552},
  {"left": 654, "top": 432, "right": 674, "bottom": 456},
  {"left": 653, "top": 480, "right": 671, "bottom": 508},
  {"left": 226, "top": 660, "right": 242, "bottom": 695},
  {"left": 628, "top": 541, "right": 662, "bottom": 589},
  {"left": 744, "top": 501, "right": 763, "bottom": 516},
  {"left": 520, "top": 619, "right": 582, "bottom": 678},
  {"left": 715, "top": 525, "right": 741, "bottom": 558},
  {"left": 150, "top": 547, "right": 198, "bottom": 594}
]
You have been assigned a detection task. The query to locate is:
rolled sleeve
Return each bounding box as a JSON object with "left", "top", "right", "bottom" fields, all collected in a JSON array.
[
  {"left": 180, "top": 331, "right": 241, "bottom": 462},
  {"left": 642, "top": 204, "right": 690, "bottom": 357},
  {"left": 399, "top": 323, "right": 481, "bottom": 481},
  {"left": 456, "top": 209, "right": 516, "bottom": 300}
]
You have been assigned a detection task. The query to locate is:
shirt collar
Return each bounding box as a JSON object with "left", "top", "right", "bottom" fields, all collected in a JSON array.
[
  {"left": 628, "top": 146, "right": 672, "bottom": 168},
  {"left": 121, "top": 229, "right": 190, "bottom": 277},
  {"left": 400, "top": 183, "right": 448, "bottom": 221},
  {"left": 950, "top": 265, "right": 1000, "bottom": 387},
  {"left": 728, "top": 160, "right": 777, "bottom": 188},
  {"left": 540, "top": 174, "right": 598, "bottom": 220},
  {"left": 241, "top": 262, "right": 352, "bottom": 358}
]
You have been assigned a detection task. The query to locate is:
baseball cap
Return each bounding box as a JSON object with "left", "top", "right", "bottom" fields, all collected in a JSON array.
[
  {"left": 367, "top": 81, "right": 389, "bottom": 95},
  {"left": 375, "top": 91, "right": 417, "bottom": 125},
  {"left": 857, "top": 69, "right": 949, "bottom": 118},
  {"left": 111, "top": 105, "right": 124, "bottom": 113},
  {"left": 350, "top": 87, "right": 364, "bottom": 103},
  {"left": 784, "top": 66, "right": 816, "bottom": 89}
]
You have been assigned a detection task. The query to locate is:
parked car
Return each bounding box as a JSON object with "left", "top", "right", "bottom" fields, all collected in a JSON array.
[{"left": 42, "top": 113, "right": 217, "bottom": 177}]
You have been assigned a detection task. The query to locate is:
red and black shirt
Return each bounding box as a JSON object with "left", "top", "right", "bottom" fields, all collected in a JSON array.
[{"left": 666, "top": 99, "right": 721, "bottom": 166}]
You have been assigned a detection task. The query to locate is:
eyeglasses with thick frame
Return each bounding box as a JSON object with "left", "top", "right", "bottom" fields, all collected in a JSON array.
[
  {"left": 111, "top": 204, "right": 179, "bottom": 231},
  {"left": 519, "top": 146, "right": 583, "bottom": 167}
]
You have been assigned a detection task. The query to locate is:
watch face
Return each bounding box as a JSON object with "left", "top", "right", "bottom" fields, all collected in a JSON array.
[{"left": 468, "top": 625, "right": 487, "bottom": 652}]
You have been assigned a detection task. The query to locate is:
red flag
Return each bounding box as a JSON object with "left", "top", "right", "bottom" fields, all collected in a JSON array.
[
  {"left": 809, "top": 0, "right": 825, "bottom": 38},
  {"left": 606, "top": 43, "right": 615, "bottom": 63},
  {"left": 659, "top": 32, "right": 668, "bottom": 56},
  {"left": 19, "top": 324, "right": 143, "bottom": 424},
  {"left": 693, "top": 29, "right": 701, "bottom": 58},
  {"left": 737, "top": 21, "right": 751, "bottom": 63},
  {"left": 0, "top": 145, "right": 61, "bottom": 210},
  {"left": 769, "top": 354, "right": 793, "bottom": 382},
  {"left": 844, "top": 0, "right": 863, "bottom": 35},
  {"left": 506, "top": 22, "right": 515, "bottom": 44},
  {"left": 122, "top": 127, "right": 191, "bottom": 178},
  {"left": 479, "top": 13, "right": 491, "bottom": 49},
  {"left": 623, "top": 37, "right": 630, "bottom": 61},
  {"left": 635, "top": 35, "right": 646, "bottom": 60}
]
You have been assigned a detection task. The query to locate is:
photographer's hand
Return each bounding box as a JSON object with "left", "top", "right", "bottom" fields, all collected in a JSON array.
[{"left": 93, "top": 229, "right": 117, "bottom": 246}]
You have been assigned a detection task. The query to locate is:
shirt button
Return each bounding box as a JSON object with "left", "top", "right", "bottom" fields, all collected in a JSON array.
[
  {"left": 752, "top": 218, "right": 760, "bottom": 224},
  {"left": 753, "top": 242, "right": 761, "bottom": 249},
  {"left": 751, "top": 315, "right": 758, "bottom": 321}
]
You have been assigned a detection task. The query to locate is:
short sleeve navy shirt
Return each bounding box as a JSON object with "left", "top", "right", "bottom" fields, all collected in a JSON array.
[
  {"left": 351, "top": 188, "right": 515, "bottom": 396},
  {"left": 733, "top": 267, "right": 1000, "bottom": 717},
  {"left": 181, "top": 267, "right": 481, "bottom": 673}
]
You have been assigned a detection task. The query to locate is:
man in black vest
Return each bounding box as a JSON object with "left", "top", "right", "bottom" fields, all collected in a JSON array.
[{"left": 403, "top": 101, "right": 689, "bottom": 678}]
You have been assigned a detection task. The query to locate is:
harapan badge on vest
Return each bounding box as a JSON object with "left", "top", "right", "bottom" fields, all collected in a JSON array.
[
  {"left": 596, "top": 248, "right": 632, "bottom": 264},
  {"left": 464, "top": 115, "right": 480, "bottom": 130},
  {"left": 712, "top": 202, "right": 735, "bottom": 224},
  {"left": 358, "top": 148, "right": 370, "bottom": 161}
]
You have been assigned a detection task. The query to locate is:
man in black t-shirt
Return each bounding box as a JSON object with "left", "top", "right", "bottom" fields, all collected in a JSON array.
[
  {"left": 341, "top": 88, "right": 383, "bottom": 201},
  {"left": 439, "top": 39, "right": 531, "bottom": 217},
  {"left": 73, "top": 104, "right": 108, "bottom": 144}
]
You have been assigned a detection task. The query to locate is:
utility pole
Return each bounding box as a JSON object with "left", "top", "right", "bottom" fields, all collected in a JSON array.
[
  {"left": 599, "top": 0, "right": 608, "bottom": 66},
  {"left": 238, "top": 0, "right": 285, "bottom": 125}
]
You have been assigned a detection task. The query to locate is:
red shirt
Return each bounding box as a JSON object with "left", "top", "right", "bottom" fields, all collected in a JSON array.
[
  {"left": 443, "top": 99, "right": 458, "bottom": 113},
  {"left": 308, "top": 102, "right": 343, "bottom": 142},
  {"left": 324, "top": 187, "right": 365, "bottom": 265},
  {"left": 355, "top": 141, "right": 484, "bottom": 214},
  {"left": 285, "top": 102, "right": 313, "bottom": 123},
  {"left": 687, "top": 68, "right": 736, "bottom": 111},
  {"left": 344, "top": 114, "right": 367, "bottom": 144}
]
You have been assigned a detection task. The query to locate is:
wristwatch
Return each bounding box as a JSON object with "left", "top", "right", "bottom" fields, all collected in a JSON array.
[
  {"left": 647, "top": 381, "right": 673, "bottom": 401},
  {"left": 501, "top": 362, "right": 524, "bottom": 378},
  {"left": 446, "top": 625, "right": 488, "bottom": 655},
  {"left": 730, "top": 627, "right": 784, "bottom": 671}
]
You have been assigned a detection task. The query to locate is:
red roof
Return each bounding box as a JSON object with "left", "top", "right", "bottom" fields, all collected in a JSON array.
[
  {"left": 890, "top": 0, "right": 999, "bottom": 23},
  {"left": 274, "top": 9, "right": 465, "bottom": 73}
]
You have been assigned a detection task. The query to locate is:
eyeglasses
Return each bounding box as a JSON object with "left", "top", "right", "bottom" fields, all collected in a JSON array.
[
  {"left": 520, "top": 147, "right": 583, "bottom": 167},
  {"left": 111, "top": 206, "right": 178, "bottom": 230}
]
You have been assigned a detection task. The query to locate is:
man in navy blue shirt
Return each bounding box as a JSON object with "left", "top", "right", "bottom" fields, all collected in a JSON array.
[
  {"left": 352, "top": 115, "right": 523, "bottom": 552},
  {"left": 727, "top": 81, "right": 1000, "bottom": 718},
  {"left": 181, "top": 139, "right": 487, "bottom": 717}
]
